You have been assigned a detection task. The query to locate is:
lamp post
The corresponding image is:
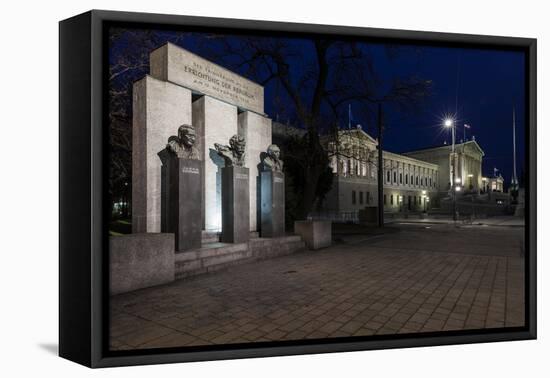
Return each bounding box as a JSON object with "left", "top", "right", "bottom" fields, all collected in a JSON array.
[
  {"left": 445, "top": 118, "right": 458, "bottom": 222},
  {"left": 467, "top": 173, "right": 474, "bottom": 191},
  {"left": 421, "top": 190, "right": 427, "bottom": 213}
]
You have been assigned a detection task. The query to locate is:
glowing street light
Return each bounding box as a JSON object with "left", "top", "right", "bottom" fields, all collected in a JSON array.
[{"left": 444, "top": 118, "right": 454, "bottom": 128}]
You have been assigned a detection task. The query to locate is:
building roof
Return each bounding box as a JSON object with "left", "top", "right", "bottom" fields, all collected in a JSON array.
[{"left": 402, "top": 139, "right": 485, "bottom": 157}]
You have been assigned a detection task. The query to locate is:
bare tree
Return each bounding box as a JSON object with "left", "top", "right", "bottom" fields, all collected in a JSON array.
[
  {"left": 108, "top": 28, "right": 188, "bottom": 215},
  {"left": 200, "top": 37, "right": 431, "bottom": 219}
]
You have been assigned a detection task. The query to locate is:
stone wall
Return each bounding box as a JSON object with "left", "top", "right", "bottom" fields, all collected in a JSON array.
[{"left": 110, "top": 234, "right": 175, "bottom": 295}]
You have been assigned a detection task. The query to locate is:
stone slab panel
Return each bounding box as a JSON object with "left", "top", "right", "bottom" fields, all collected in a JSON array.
[
  {"left": 150, "top": 43, "right": 264, "bottom": 114},
  {"left": 192, "top": 96, "right": 238, "bottom": 231},
  {"left": 260, "top": 171, "right": 285, "bottom": 237},
  {"left": 221, "top": 166, "right": 250, "bottom": 243},
  {"left": 132, "top": 76, "right": 192, "bottom": 233},
  {"left": 238, "top": 111, "right": 272, "bottom": 231},
  {"left": 110, "top": 233, "right": 175, "bottom": 295},
  {"left": 294, "top": 220, "right": 332, "bottom": 250}
]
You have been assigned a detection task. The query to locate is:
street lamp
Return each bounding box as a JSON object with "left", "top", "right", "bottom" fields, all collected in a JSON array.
[{"left": 445, "top": 117, "right": 458, "bottom": 222}]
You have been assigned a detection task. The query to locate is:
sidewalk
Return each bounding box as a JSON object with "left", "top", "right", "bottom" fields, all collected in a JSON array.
[
  {"left": 110, "top": 223, "right": 524, "bottom": 350},
  {"left": 387, "top": 215, "right": 524, "bottom": 227}
]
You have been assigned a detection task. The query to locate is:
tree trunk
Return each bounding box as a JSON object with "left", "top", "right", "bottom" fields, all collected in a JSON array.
[{"left": 296, "top": 171, "right": 320, "bottom": 220}]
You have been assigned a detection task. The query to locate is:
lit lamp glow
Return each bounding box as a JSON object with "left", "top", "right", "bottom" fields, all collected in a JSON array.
[{"left": 444, "top": 118, "right": 454, "bottom": 127}]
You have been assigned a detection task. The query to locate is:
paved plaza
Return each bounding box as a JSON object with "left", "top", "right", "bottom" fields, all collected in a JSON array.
[{"left": 110, "top": 222, "right": 525, "bottom": 351}]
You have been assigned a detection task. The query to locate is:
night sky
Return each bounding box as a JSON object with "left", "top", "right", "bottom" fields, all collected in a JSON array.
[{"left": 110, "top": 28, "right": 526, "bottom": 187}]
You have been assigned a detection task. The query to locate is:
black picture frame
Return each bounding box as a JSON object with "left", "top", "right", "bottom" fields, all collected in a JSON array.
[{"left": 59, "top": 9, "right": 537, "bottom": 368}]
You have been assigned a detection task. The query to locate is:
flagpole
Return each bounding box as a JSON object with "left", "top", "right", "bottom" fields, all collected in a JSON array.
[{"left": 512, "top": 107, "right": 518, "bottom": 186}]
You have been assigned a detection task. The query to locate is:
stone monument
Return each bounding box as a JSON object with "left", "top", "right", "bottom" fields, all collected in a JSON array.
[
  {"left": 260, "top": 144, "right": 285, "bottom": 237},
  {"left": 215, "top": 135, "right": 250, "bottom": 243},
  {"left": 133, "top": 43, "right": 272, "bottom": 234},
  {"left": 159, "top": 124, "right": 202, "bottom": 252}
]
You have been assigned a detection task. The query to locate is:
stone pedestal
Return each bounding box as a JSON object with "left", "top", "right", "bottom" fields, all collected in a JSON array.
[
  {"left": 221, "top": 166, "right": 250, "bottom": 243},
  {"left": 294, "top": 220, "right": 332, "bottom": 250},
  {"left": 162, "top": 155, "right": 202, "bottom": 252},
  {"left": 260, "top": 171, "right": 285, "bottom": 237}
]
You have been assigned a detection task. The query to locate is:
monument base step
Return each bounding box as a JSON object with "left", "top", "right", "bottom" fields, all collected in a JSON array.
[
  {"left": 175, "top": 235, "right": 305, "bottom": 280},
  {"left": 201, "top": 230, "right": 261, "bottom": 244}
]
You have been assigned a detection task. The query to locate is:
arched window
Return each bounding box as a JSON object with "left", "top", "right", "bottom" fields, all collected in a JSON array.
[
  {"left": 387, "top": 170, "right": 390, "bottom": 182},
  {"left": 393, "top": 172, "right": 397, "bottom": 183}
]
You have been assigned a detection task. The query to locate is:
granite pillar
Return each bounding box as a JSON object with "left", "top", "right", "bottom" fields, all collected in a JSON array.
[
  {"left": 260, "top": 171, "right": 285, "bottom": 237},
  {"left": 238, "top": 111, "right": 272, "bottom": 231},
  {"left": 221, "top": 166, "right": 250, "bottom": 243}
]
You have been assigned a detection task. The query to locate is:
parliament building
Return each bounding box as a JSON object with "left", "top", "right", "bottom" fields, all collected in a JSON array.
[{"left": 318, "top": 126, "right": 492, "bottom": 218}]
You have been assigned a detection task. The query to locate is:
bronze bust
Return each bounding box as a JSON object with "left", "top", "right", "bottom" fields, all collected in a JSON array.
[
  {"left": 214, "top": 135, "right": 246, "bottom": 167},
  {"left": 262, "top": 144, "right": 284, "bottom": 172},
  {"left": 166, "top": 124, "right": 200, "bottom": 160}
]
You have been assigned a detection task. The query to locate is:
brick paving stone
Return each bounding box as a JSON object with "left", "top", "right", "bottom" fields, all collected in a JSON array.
[{"left": 109, "top": 223, "right": 525, "bottom": 350}]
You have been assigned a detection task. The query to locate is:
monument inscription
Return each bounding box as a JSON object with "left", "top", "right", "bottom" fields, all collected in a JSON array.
[{"left": 151, "top": 43, "right": 264, "bottom": 114}]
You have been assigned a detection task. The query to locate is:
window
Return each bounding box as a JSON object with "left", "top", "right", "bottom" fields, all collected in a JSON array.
[
  {"left": 400, "top": 173, "right": 403, "bottom": 184},
  {"left": 430, "top": 177, "right": 432, "bottom": 187},
  {"left": 367, "top": 192, "right": 371, "bottom": 204},
  {"left": 384, "top": 194, "right": 387, "bottom": 205},
  {"left": 390, "top": 194, "right": 394, "bottom": 205},
  {"left": 359, "top": 191, "right": 364, "bottom": 204},
  {"left": 416, "top": 176, "right": 419, "bottom": 185},
  {"left": 393, "top": 171, "right": 397, "bottom": 183},
  {"left": 414, "top": 196, "right": 417, "bottom": 205},
  {"left": 410, "top": 174, "right": 413, "bottom": 185},
  {"left": 405, "top": 175, "right": 408, "bottom": 184},
  {"left": 352, "top": 190, "right": 356, "bottom": 205},
  {"left": 387, "top": 171, "right": 390, "bottom": 182}
]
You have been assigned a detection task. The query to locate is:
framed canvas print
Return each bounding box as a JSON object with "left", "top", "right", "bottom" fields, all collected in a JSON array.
[{"left": 59, "top": 10, "right": 536, "bottom": 368}]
